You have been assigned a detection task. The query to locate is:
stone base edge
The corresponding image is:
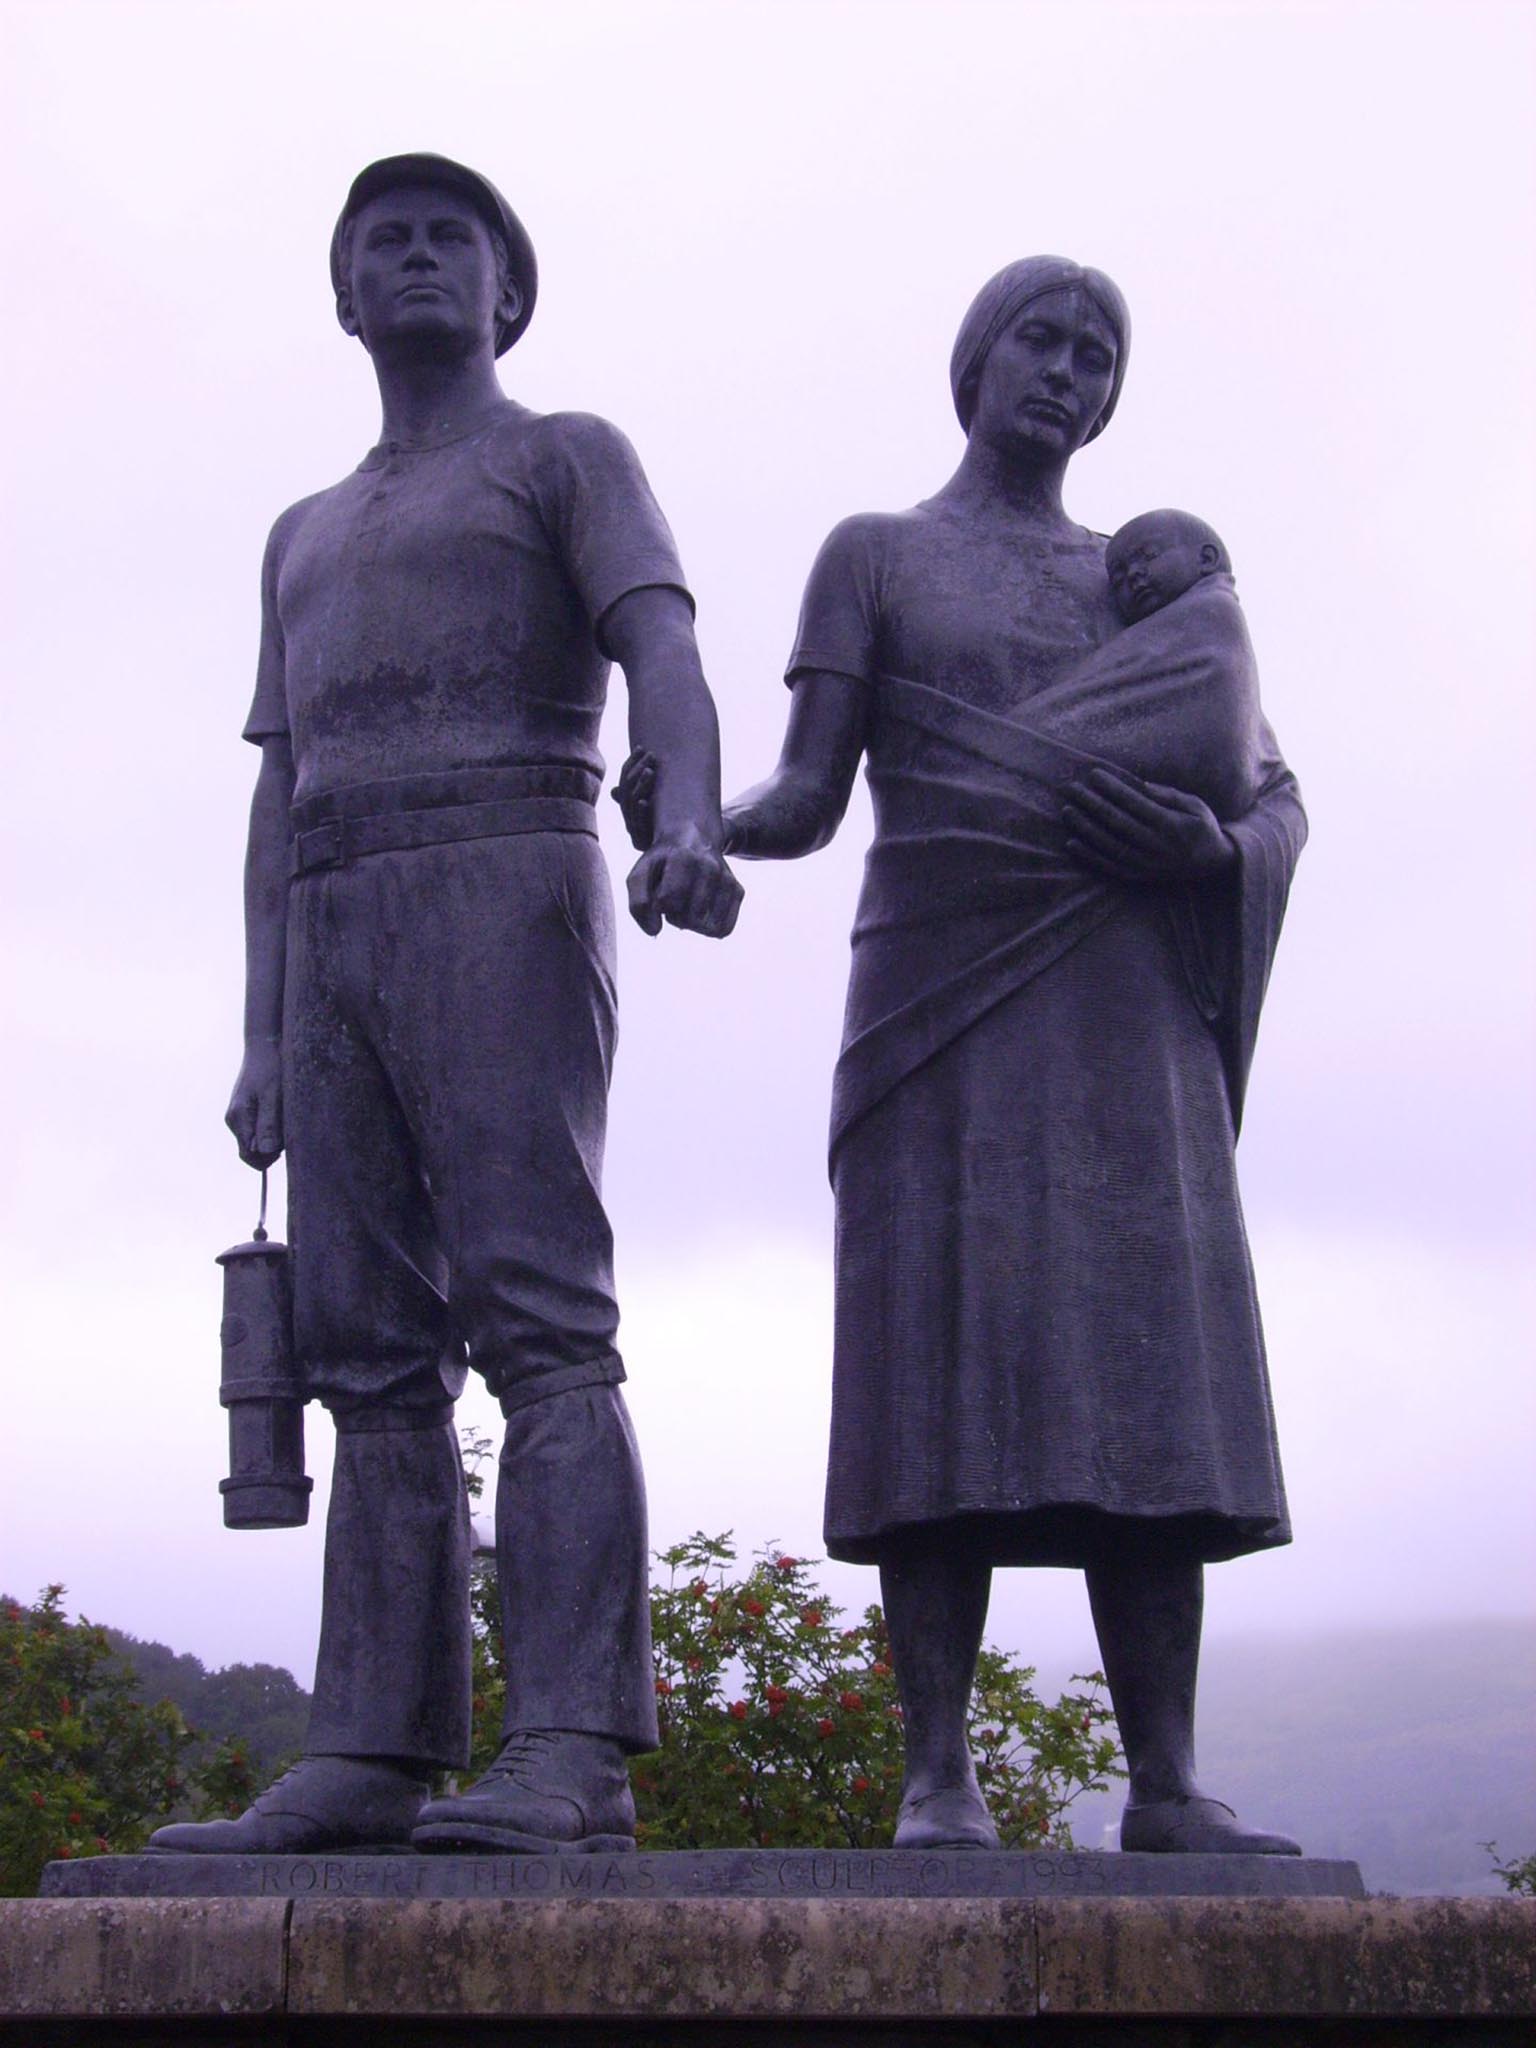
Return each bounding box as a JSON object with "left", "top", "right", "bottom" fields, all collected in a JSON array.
[
  {"left": 37, "top": 1846, "right": 1367, "bottom": 1902},
  {"left": 1, "top": 1894, "right": 1531, "bottom": 2030}
]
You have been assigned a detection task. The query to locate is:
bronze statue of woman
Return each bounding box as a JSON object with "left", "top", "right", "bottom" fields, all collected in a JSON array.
[{"left": 703, "top": 258, "right": 1306, "bottom": 1853}]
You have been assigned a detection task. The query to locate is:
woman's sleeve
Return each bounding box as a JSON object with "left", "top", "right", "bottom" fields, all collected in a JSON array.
[
  {"left": 1171, "top": 729, "right": 1307, "bottom": 1134},
  {"left": 1222, "top": 751, "right": 1308, "bottom": 1125},
  {"left": 785, "top": 515, "right": 884, "bottom": 687}
]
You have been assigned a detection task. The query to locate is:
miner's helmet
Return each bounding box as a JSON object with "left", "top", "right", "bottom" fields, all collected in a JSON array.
[{"left": 330, "top": 152, "right": 538, "bottom": 356}]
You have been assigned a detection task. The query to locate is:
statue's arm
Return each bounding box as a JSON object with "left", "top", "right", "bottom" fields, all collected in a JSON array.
[
  {"left": 722, "top": 670, "right": 869, "bottom": 860},
  {"left": 603, "top": 584, "right": 743, "bottom": 940},
  {"left": 225, "top": 734, "right": 294, "bottom": 1167}
]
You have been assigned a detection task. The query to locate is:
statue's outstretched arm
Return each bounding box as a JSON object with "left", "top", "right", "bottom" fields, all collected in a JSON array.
[{"left": 722, "top": 669, "right": 869, "bottom": 861}]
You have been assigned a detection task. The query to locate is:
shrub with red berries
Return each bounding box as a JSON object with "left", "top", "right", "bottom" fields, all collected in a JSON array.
[
  {"left": 622, "top": 1535, "right": 1120, "bottom": 1851},
  {"left": 1, "top": 1587, "right": 197, "bottom": 1895}
]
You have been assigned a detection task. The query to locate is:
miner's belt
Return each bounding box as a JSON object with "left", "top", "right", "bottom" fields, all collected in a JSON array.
[{"left": 290, "top": 794, "right": 597, "bottom": 877}]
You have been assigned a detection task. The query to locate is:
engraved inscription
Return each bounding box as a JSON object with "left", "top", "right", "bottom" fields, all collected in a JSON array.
[
  {"left": 40, "top": 1848, "right": 1363, "bottom": 1902},
  {"left": 249, "top": 1849, "right": 1122, "bottom": 1898}
]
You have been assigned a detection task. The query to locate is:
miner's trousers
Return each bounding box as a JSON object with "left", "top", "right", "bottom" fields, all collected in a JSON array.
[{"left": 282, "top": 802, "right": 657, "bottom": 1765}]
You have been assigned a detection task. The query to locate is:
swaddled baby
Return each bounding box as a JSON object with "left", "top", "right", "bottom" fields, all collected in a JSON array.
[
  {"left": 1029, "top": 508, "right": 1266, "bottom": 821},
  {"left": 1106, "top": 508, "right": 1229, "bottom": 628}
]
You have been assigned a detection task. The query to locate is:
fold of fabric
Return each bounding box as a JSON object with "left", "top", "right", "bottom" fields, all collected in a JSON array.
[{"left": 829, "top": 658, "right": 1303, "bottom": 1160}]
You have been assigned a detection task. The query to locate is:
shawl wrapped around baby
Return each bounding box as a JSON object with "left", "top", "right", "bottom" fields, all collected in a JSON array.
[{"left": 831, "top": 570, "right": 1300, "bottom": 1159}]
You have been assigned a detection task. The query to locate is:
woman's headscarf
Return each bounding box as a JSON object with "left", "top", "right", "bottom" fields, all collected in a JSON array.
[{"left": 949, "top": 256, "right": 1130, "bottom": 441}]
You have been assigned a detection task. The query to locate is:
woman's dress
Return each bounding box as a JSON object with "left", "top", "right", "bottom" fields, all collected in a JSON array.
[{"left": 789, "top": 493, "right": 1305, "bottom": 1567}]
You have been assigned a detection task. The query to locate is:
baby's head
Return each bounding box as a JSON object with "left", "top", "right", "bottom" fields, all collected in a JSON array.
[{"left": 1106, "top": 509, "right": 1231, "bottom": 625}]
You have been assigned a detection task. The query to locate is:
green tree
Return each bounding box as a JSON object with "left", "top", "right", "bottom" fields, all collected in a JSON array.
[
  {"left": 189, "top": 1734, "right": 263, "bottom": 1823},
  {"left": 102, "top": 1628, "right": 309, "bottom": 1782},
  {"left": 1482, "top": 1842, "right": 1536, "bottom": 1897},
  {"left": 1, "top": 1588, "right": 196, "bottom": 1894}
]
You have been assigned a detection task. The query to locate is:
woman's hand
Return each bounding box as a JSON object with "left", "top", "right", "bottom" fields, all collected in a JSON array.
[
  {"left": 616, "top": 748, "right": 747, "bottom": 855},
  {"left": 612, "top": 748, "right": 657, "bottom": 850},
  {"left": 1062, "top": 765, "right": 1235, "bottom": 882}
]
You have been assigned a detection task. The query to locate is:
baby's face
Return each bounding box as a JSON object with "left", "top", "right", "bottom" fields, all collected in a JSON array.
[{"left": 1106, "top": 520, "right": 1215, "bottom": 624}]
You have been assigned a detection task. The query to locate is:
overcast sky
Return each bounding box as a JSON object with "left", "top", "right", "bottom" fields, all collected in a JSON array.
[{"left": 2, "top": 0, "right": 1532, "bottom": 1693}]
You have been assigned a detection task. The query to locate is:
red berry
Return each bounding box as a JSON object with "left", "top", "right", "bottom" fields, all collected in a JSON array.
[
  {"left": 729, "top": 1700, "right": 748, "bottom": 1720},
  {"left": 655, "top": 1679, "right": 672, "bottom": 1695},
  {"left": 800, "top": 1607, "right": 824, "bottom": 1628},
  {"left": 765, "top": 1685, "right": 789, "bottom": 1704},
  {"left": 839, "top": 1691, "right": 864, "bottom": 1713},
  {"left": 817, "top": 1717, "right": 836, "bottom": 1738},
  {"left": 852, "top": 1776, "right": 870, "bottom": 1794},
  {"left": 775, "top": 1555, "right": 798, "bottom": 1571},
  {"left": 742, "top": 1598, "right": 765, "bottom": 1618}
]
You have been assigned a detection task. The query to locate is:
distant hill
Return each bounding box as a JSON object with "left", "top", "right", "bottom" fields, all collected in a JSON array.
[
  {"left": 1055, "top": 1616, "right": 1536, "bottom": 1896},
  {"left": 100, "top": 1625, "right": 309, "bottom": 1781}
]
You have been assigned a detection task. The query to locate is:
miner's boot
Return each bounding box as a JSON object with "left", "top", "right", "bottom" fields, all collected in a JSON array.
[
  {"left": 151, "top": 1409, "right": 469, "bottom": 1853},
  {"left": 414, "top": 1383, "right": 656, "bottom": 1852}
]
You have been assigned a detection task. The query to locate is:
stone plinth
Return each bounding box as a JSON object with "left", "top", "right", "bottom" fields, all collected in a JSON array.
[{"left": 2, "top": 1888, "right": 1531, "bottom": 2045}]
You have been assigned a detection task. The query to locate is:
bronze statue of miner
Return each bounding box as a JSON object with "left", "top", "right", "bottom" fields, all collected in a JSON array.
[{"left": 150, "top": 155, "right": 742, "bottom": 1857}]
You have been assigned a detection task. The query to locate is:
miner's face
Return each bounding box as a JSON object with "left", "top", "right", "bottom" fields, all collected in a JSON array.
[{"left": 339, "top": 185, "right": 514, "bottom": 359}]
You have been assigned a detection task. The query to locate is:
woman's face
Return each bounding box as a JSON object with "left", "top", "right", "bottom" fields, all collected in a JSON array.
[{"left": 969, "top": 286, "right": 1119, "bottom": 465}]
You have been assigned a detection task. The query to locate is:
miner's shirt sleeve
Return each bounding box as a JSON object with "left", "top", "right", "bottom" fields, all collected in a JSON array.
[
  {"left": 536, "top": 413, "right": 694, "bottom": 656},
  {"left": 241, "top": 513, "right": 292, "bottom": 744}
]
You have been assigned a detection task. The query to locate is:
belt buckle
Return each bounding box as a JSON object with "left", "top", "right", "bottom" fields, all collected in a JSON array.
[{"left": 300, "top": 818, "right": 349, "bottom": 874}]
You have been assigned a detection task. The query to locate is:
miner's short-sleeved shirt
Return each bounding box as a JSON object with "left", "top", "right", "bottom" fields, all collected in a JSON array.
[{"left": 243, "top": 402, "right": 690, "bottom": 802}]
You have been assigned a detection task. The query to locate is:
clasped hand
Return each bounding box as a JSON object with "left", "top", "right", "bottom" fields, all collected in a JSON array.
[
  {"left": 627, "top": 829, "right": 742, "bottom": 939},
  {"left": 614, "top": 750, "right": 742, "bottom": 938},
  {"left": 1062, "top": 765, "right": 1235, "bottom": 883}
]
